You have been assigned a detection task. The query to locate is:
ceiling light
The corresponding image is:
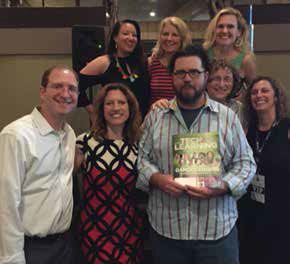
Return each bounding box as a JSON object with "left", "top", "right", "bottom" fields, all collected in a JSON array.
[{"left": 149, "top": 11, "right": 156, "bottom": 17}]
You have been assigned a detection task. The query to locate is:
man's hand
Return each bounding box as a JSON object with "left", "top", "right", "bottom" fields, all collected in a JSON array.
[
  {"left": 185, "top": 181, "right": 229, "bottom": 199},
  {"left": 150, "top": 173, "right": 186, "bottom": 197}
]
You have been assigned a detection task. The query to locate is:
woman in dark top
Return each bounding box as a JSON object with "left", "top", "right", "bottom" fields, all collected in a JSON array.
[
  {"left": 76, "top": 83, "right": 145, "bottom": 263},
  {"left": 238, "top": 76, "right": 290, "bottom": 264},
  {"left": 78, "top": 19, "right": 150, "bottom": 127}
]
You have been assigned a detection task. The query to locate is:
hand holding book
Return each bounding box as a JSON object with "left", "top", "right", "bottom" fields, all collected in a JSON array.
[
  {"left": 150, "top": 172, "right": 186, "bottom": 197},
  {"left": 185, "top": 181, "right": 229, "bottom": 199},
  {"left": 173, "top": 132, "right": 222, "bottom": 188}
]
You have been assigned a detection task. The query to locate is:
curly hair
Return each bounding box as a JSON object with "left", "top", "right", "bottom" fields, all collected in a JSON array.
[
  {"left": 152, "top": 16, "right": 192, "bottom": 59},
  {"left": 203, "top": 7, "right": 249, "bottom": 52},
  {"left": 93, "top": 83, "right": 142, "bottom": 144},
  {"left": 244, "top": 76, "right": 289, "bottom": 126},
  {"left": 208, "top": 59, "right": 241, "bottom": 100}
]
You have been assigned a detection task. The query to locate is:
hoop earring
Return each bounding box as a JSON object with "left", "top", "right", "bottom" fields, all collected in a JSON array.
[{"left": 234, "top": 37, "right": 242, "bottom": 47}]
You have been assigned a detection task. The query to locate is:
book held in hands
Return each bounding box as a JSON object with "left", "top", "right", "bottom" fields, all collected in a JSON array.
[{"left": 172, "top": 131, "right": 222, "bottom": 188}]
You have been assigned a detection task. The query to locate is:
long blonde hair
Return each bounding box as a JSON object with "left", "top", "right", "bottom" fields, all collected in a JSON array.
[
  {"left": 152, "top": 16, "right": 192, "bottom": 59},
  {"left": 203, "top": 7, "right": 249, "bottom": 52}
]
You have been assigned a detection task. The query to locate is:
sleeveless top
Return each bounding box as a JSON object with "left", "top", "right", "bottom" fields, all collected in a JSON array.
[
  {"left": 78, "top": 55, "right": 150, "bottom": 117},
  {"left": 207, "top": 47, "right": 246, "bottom": 70},
  {"left": 149, "top": 57, "right": 175, "bottom": 105}
]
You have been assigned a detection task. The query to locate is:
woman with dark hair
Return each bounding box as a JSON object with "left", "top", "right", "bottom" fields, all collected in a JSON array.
[
  {"left": 75, "top": 83, "right": 145, "bottom": 263},
  {"left": 207, "top": 59, "right": 244, "bottom": 123},
  {"left": 78, "top": 19, "right": 149, "bottom": 127},
  {"left": 238, "top": 76, "right": 290, "bottom": 264}
]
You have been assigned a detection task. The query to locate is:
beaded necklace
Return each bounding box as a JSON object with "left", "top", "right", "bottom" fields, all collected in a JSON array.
[{"left": 115, "top": 57, "right": 139, "bottom": 83}]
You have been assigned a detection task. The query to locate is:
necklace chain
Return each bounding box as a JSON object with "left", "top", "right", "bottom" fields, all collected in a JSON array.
[{"left": 255, "top": 121, "right": 278, "bottom": 164}]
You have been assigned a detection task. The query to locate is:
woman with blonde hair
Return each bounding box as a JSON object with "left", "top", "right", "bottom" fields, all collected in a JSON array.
[
  {"left": 203, "top": 7, "right": 256, "bottom": 84},
  {"left": 149, "top": 16, "right": 192, "bottom": 105}
]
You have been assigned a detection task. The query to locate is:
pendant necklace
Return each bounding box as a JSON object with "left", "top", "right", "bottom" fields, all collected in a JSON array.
[
  {"left": 115, "top": 57, "right": 139, "bottom": 83},
  {"left": 255, "top": 120, "right": 278, "bottom": 164}
]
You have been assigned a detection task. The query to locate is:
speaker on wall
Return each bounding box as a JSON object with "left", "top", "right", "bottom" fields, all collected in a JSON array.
[{"left": 72, "top": 25, "right": 106, "bottom": 72}]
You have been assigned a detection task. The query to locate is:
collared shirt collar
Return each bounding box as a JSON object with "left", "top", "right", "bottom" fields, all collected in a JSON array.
[
  {"left": 167, "top": 93, "right": 219, "bottom": 113},
  {"left": 31, "top": 107, "right": 69, "bottom": 136}
]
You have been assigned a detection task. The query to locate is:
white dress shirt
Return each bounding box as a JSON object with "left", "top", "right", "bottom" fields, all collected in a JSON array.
[{"left": 0, "top": 108, "right": 75, "bottom": 264}]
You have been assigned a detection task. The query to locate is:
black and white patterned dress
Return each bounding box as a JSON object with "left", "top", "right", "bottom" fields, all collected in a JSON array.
[{"left": 77, "top": 132, "right": 144, "bottom": 263}]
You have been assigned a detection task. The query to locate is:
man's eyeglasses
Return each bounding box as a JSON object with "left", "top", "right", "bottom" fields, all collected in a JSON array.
[{"left": 173, "top": 69, "right": 205, "bottom": 79}]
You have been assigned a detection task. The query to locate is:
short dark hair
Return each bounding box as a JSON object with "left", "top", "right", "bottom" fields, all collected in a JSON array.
[
  {"left": 244, "top": 76, "right": 289, "bottom": 125},
  {"left": 168, "top": 44, "right": 210, "bottom": 74},
  {"left": 93, "top": 83, "right": 142, "bottom": 144},
  {"left": 41, "top": 65, "right": 79, "bottom": 87}
]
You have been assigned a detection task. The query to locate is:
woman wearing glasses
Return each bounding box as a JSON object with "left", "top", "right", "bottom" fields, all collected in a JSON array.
[
  {"left": 207, "top": 60, "right": 244, "bottom": 123},
  {"left": 154, "top": 58, "right": 244, "bottom": 125}
]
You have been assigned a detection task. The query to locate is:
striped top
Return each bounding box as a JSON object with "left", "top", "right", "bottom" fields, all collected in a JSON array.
[
  {"left": 149, "top": 57, "right": 175, "bottom": 104},
  {"left": 137, "top": 96, "right": 256, "bottom": 240}
]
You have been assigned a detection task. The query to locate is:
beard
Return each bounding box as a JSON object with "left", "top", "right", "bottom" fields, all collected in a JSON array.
[{"left": 175, "top": 83, "right": 206, "bottom": 106}]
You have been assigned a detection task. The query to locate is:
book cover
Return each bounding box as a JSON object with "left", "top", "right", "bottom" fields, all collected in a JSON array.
[{"left": 172, "top": 131, "right": 222, "bottom": 188}]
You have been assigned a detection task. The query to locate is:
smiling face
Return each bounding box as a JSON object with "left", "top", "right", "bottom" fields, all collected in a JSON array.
[
  {"left": 215, "top": 14, "right": 241, "bottom": 48},
  {"left": 160, "top": 23, "right": 181, "bottom": 55},
  {"left": 207, "top": 67, "right": 234, "bottom": 102},
  {"left": 250, "top": 80, "right": 277, "bottom": 114},
  {"left": 104, "top": 89, "right": 130, "bottom": 132},
  {"left": 40, "top": 68, "right": 78, "bottom": 122},
  {"left": 114, "top": 22, "right": 138, "bottom": 57}
]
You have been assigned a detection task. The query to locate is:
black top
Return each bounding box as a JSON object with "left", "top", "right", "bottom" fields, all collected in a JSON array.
[
  {"left": 238, "top": 118, "right": 290, "bottom": 263},
  {"left": 78, "top": 55, "right": 150, "bottom": 117},
  {"left": 179, "top": 106, "right": 203, "bottom": 129}
]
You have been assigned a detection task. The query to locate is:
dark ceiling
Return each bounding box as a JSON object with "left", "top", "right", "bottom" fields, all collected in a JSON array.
[
  {"left": 4, "top": 0, "right": 290, "bottom": 22},
  {"left": 118, "top": 0, "right": 200, "bottom": 21}
]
